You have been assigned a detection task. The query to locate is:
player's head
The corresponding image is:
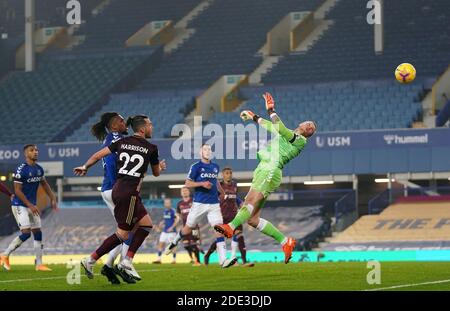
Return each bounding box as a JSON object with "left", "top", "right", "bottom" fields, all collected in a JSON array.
[
  {"left": 91, "top": 112, "right": 127, "bottom": 141},
  {"left": 180, "top": 187, "right": 190, "bottom": 199},
  {"left": 127, "top": 115, "right": 152, "bottom": 138},
  {"left": 164, "top": 198, "right": 172, "bottom": 209},
  {"left": 23, "top": 144, "right": 38, "bottom": 162},
  {"left": 297, "top": 121, "right": 317, "bottom": 138},
  {"left": 222, "top": 166, "right": 233, "bottom": 183},
  {"left": 200, "top": 144, "right": 212, "bottom": 161}
]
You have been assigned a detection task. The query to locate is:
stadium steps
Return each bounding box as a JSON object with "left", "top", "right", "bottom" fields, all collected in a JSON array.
[
  {"left": 326, "top": 201, "right": 450, "bottom": 246},
  {"left": 164, "top": 0, "right": 215, "bottom": 54},
  {"left": 293, "top": 19, "right": 334, "bottom": 53},
  {"left": 248, "top": 56, "right": 283, "bottom": 85}
]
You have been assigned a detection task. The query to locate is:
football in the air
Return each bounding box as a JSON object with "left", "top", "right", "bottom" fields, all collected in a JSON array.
[{"left": 395, "top": 63, "right": 416, "bottom": 84}]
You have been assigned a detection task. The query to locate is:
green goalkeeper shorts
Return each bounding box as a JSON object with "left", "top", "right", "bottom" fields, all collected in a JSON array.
[{"left": 250, "top": 163, "right": 282, "bottom": 199}]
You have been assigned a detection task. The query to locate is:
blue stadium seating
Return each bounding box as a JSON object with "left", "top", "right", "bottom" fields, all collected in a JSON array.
[
  {"left": 0, "top": 47, "right": 159, "bottom": 144},
  {"left": 135, "top": 0, "right": 326, "bottom": 90},
  {"left": 208, "top": 81, "right": 423, "bottom": 132},
  {"left": 74, "top": 0, "right": 202, "bottom": 50},
  {"left": 263, "top": 0, "right": 450, "bottom": 84},
  {"left": 66, "top": 89, "right": 200, "bottom": 141}
]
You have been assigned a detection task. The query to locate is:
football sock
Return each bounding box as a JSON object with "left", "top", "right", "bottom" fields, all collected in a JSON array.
[
  {"left": 229, "top": 204, "right": 254, "bottom": 230},
  {"left": 4, "top": 232, "right": 31, "bottom": 256},
  {"left": 105, "top": 244, "right": 122, "bottom": 267},
  {"left": 91, "top": 233, "right": 122, "bottom": 261},
  {"left": 126, "top": 227, "right": 151, "bottom": 259},
  {"left": 193, "top": 247, "right": 201, "bottom": 263},
  {"left": 172, "top": 230, "right": 184, "bottom": 245},
  {"left": 33, "top": 230, "right": 43, "bottom": 266},
  {"left": 237, "top": 235, "right": 247, "bottom": 264},
  {"left": 231, "top": 235, "right": 239, "bottom": 259},
  {"left": 121, "top": 232, "right": 133, "bottom": 261},
  {"left": 216, "top": 237, "right": 227, "bottom": 265},
  {"left": 256, "top": 218, "right": 286, "bottom": 244}
]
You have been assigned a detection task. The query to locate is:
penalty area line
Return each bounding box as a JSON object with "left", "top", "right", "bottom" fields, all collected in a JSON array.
[{"left": 363, "top": 278, "right": 450, "bottom": 291}]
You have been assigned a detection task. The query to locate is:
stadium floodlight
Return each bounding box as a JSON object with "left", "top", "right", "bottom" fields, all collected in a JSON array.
[
  {"left": 168, "top": 184, "right": 185, "bottom": 189},
  {"left": 375, "top": 178, "right": 396, "bottom": 183},
  {"left": 304, "top": 180, "right": 334, "bottom": 185},
  {"left": 0, "top": 176, "right": 6, "bottom": 181},
  {"left": 237, "top": 182, "right": 252, "bottom": 187}
]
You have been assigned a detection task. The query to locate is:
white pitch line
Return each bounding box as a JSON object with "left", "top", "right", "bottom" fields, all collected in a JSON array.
[
  {"left": 364, "top": 279, "right": 450, "bottom": 291},
  {"left": 0, "top": 269, "right": 160, "bottom": 284}
]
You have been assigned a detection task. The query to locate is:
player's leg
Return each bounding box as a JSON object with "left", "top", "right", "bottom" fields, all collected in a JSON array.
[
  {"left": 231, "top": 229, "right": 242, "bottom": 263},
  {"left": 203, "top": 240, "right": 217, "bottom": 265},
  {"left": 166, "top": 203, "right": 205, "bottom": 254},
  {"left": 1, "top": 206, "right": 33, "bottom": 271},
  {"left": 82, "top": 190, "right": 136, "bottom": 282},
  {"left": 193, "top": 244, "right": 202, "bottom": 265},
  {"left": 31, "top": 214, "right": 51, "bottom": 271},
  {"left": 116, "top": 196, "right": 154, "bottom": 282},
  {"left": 207, "top": 203, "right": 234, "bottom": 267},
  {"left": 122, "top": 212, "right": 153, "bottom": 263},
  {"left": 246, "top": 201, "right": 296, "bottom": 264},
  {"left": 215, "top": 189, "right": 264, "bottom": 238},
  {"left": 153, "top": 239, "right": 164, "bottom": 264},
  {"left": 170, "top": 233, "right": 177, "bottom": 263},
  {"left": 102, "top": 190, "right": 123, "bottom": 268},
  {"left": 235, "top": 231, "right": 253, "bottom": 266}
]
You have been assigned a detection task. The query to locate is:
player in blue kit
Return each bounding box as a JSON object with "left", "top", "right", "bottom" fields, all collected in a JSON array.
[
  {"left": 90, "top": 112, "right": 142, "bottom": 283},
  {"left": 165, "top": 144, "right": 236, "bottom": 268},
  {"left": 0, "top": 144, "right": 58, "bottom": 271},
  {"left": 153, "top": 198, "right": 180, "bottom": 264}
]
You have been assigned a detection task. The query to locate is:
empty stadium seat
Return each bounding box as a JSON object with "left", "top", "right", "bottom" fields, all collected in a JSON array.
[{"left": 208, "top": 81, "right": 423, "bottom": 131}]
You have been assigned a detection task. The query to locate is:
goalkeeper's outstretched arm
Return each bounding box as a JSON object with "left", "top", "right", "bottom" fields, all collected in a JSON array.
[
  {"left": 239, "top": 110, "right": 277, "bottom": 134},
  {"left": 262, "top": 92, "right": 296, "bottom": 142}
]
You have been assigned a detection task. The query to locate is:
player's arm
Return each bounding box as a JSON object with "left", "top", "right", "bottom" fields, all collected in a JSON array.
[
  {"left": 40, "top": 177, "right": 58, "bottom": 211},
  {"left": 0, "top": 182, "right": 13, "bottom": 200},
  {"left": 14, "top": 183, "right": 40, "bottom": 215},
  {"left": 151, "top": 160, "right": 166, "bottom": 177},
  {"left": 217, "top": 180, "right": 225, "bottom": 196},
  {"left": 185, "top": 179, "right": 212, "bottom": 189},
  {"left": 240, "top": 110, "right": 278, "bottom": 134},
  {"left": 170, "top": 214, "right": 180, "bottom": 231},
  {"left": 236, "top": 196, "right": 244, "bottom": 208},
  {"left": 73, "top": 146, "right": 112, "bottom": 176},
  {"left": 262, "top": 92, "right": 296, "bottom": 142},
  {"left": 150, "top": 146, "right": 166, "bottom": 177}
]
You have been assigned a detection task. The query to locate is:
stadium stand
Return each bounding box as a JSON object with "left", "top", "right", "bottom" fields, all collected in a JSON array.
[
  {"left": 65, "top": 89, "right": 199, "bottom": 141},
  {"left": 0, "top": 205, "right": 330, "bottom": 254},
  {"left": 73, "top": 0, "right": 202, "bottom": 50},
  {"left": 436, "top": 100, "right": 450, "bottom": 127},
  {"left": 0, "top": 46, "right": 163, "bottom": 144},
  {"left": 135, "top": 0, "right": 326, "bottom": 90},
  {"left": 209, "top": 81, "right": 423, "bottom": 131},
  {"left": 324, "top": 198, "right": 450, "bottom": 250},
  {"left": 263, "top": 0, "right": 450, "bottom": 84},
  {"left": 0, "top": 0, "right": 103, "bottom": 36}
]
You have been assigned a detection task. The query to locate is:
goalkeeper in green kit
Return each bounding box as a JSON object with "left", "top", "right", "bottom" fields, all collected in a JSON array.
[{"left": 214, "top": 92, "right": 316, "bottom": 264}]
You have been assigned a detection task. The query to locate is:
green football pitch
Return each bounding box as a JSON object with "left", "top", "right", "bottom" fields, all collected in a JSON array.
[{"left": 1, "top": 262, "right": 450, "bottom": 291}]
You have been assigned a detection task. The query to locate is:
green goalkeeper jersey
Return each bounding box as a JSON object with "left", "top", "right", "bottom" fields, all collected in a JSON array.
[{"left": 257, "top": 117, "right": 307, "bottom": 169}]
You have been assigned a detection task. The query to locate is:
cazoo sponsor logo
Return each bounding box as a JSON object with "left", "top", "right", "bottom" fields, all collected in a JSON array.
[{"left": 0, "top": 149, "right": 20, "bottom": 160}]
